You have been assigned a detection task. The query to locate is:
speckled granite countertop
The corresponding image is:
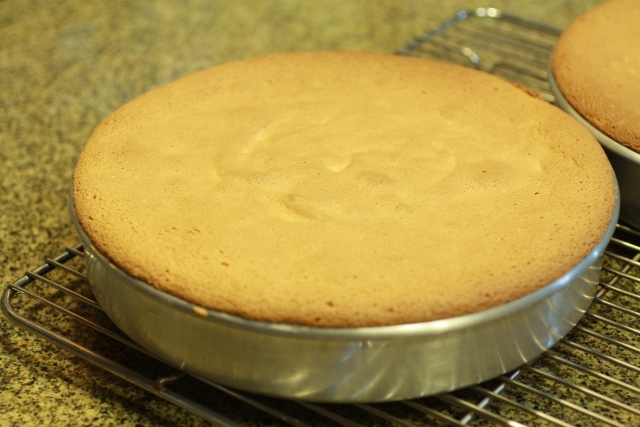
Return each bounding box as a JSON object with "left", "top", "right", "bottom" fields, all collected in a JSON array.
[{"left": 1, "top": 1, "right": 610, "bottom": 425}]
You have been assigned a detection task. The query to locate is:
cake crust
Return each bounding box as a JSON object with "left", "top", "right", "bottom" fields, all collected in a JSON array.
[
  {"left": 551, "top": 0, "right": 640, "bottom": 152},
  {"left": 73, "top": 51, "right": 616, "bottom": 327}
]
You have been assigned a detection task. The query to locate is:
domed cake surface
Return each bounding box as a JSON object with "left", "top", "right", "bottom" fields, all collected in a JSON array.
[
  {"left": 73, "top": 51, "right": 616, "bottom": 327},
  {"left": 552, "top": 0, "right": 640, "bottom": 152}
]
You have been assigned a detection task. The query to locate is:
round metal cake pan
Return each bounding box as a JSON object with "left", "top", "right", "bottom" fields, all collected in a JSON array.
[
  {"left": 70, "top": 186, "right": 619, "bottom": 403},
  {"left": 549, "top": 72, "right": 640, "bottom": 231}
]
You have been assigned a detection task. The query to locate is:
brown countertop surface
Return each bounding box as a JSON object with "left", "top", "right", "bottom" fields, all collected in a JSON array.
[{"left": 1, "top": 1, "right": 610, "bottom": 425}]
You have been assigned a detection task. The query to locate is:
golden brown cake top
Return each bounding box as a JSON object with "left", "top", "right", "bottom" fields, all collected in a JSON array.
[
  {"left": 551, "top": 0, "right": 640, "bottom": 152},
  {"left": 73, "top": 51, "right": 616, "bottom": 327}
]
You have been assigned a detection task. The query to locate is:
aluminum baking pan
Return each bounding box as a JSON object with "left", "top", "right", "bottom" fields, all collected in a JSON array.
[
  {"left": 549, "top": 72, "right": 640, "bottom": 231},
  {"left": 70, "top": 184, "right": 619, "bottom": 403}
]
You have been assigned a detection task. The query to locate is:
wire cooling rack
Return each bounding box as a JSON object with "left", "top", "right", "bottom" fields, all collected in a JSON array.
[
  {"left": 397, "top": 7, "right": 561, "bottom": 102},
  {"left": 3, "top": 8, "right": 640, "bottom": 427}
]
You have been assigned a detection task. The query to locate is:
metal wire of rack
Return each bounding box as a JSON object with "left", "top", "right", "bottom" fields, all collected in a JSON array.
[
  {"left": 3, "top": 8, "right": 640, "bottom": 427},
  {"left": 397, "top": 8, "right": 562, "bottom": 102}
]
